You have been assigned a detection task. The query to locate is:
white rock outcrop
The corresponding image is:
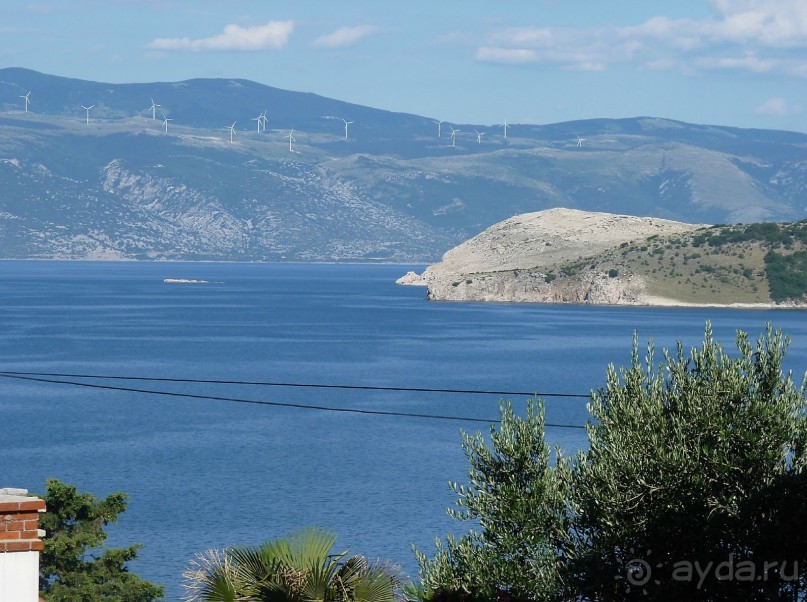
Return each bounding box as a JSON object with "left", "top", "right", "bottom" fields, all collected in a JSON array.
[
  {"left": 395, "top": 271, "right": 428, "bottom": 286},
  {"left": 400, "top": 208, "right": 706, "bottom": 304}
]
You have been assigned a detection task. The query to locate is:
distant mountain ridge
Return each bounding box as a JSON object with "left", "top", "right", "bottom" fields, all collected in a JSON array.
[{"left": 0, "top": 68, "right": 806, "bottom": 261}]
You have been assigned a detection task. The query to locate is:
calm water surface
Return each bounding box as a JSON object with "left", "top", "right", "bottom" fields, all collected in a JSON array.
[{"left": 1, "top": 262, "right": 805, "bottom": 600}]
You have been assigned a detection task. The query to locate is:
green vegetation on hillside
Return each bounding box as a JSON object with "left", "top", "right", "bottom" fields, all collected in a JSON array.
[
  {"left": 765, "top": 250, "right": 807, "bottom": 302},
  {"left": 536, "top": 219, "right": 807, "bottom": 305},
  {"left": 695, "top": 220, "right": 807, "bottom": 248}
]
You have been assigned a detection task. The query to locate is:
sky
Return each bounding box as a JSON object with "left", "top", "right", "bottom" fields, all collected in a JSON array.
[{"left": 2, "top": 0, "right": 807, "bottom": 132}]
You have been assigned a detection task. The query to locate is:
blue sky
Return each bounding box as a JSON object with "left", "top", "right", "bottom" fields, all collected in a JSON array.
[{"left": 3, "top": 0, "right": 807, "bottom": 132}]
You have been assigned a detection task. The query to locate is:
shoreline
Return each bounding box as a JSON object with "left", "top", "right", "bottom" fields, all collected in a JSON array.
[
  {"left": 398, "top": 273, "right": 806, "bottom": 310},
  {"left": 422, "top": 295, "right": 806, "bottom": 310},
  {"left": 0, "top": 258, "right": 434, "bottom": 266},
  {"left": 635, "top": 295, "right": 800, "bottom": 310}
]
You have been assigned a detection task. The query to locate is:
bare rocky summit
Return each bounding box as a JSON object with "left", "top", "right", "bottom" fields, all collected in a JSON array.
[{"left": 399, "top": 208, "right": 709, "bottom": 305}]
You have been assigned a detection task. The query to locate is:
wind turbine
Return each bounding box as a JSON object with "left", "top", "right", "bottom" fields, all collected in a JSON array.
[
  {"left": 149, "top": 99, "right": 160, "bottom": 120},
  {"left": 259, "top": 111, "right": 268, "bottom": 132},
  {"left": 501, "top": 120, "right": 511, "bottom": 140},
  {"left": 81, "top": 104, "right": 94, "bottom": 125},
  {"left": 450, "top": 128, "right": 460, "bottom": 147},
  {"left": 161, "top": 114, "right": 172, "bottom": 133},
  {"left": 433, "top": 119, "right": 444, "bottom": 138},
  {"left": 286, "top": 129, "right": 296, "bottom": 152},
  {"left": 252, "top": 112, "right": 264, "bottom": 133},
  {"left": 20, "top": 92, "right": 30, "bottom": 112},
  {"left": 474, "top": 130, "right": 485, "bottom": 144},
  {"left": 576, "top": 136, "right": 586, "bottom": 147},
  {"left": 341, "top": 118, "right": 353, "bottom": 139},
  {"left": 227, "top": 122, "right": 237, "bottom": 143}
]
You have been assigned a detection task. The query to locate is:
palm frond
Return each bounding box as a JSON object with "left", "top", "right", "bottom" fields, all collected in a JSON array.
[
  {"left": 333, "top": 554, "right": 368, "bottom": 596},
  {"left": 262, "top": 527, "right": 338, "bottom": 573},
  {"left": 181, "top": 549, "right": 244, "bottom": 602},
  {"left": 352, "top": 567, "right": 398, "bottom": 602},
  {"left": 300, "top": 561, "right": 339, "bottom": 602},
  {"left": 184, "top": 529, "right": 399, "bottom": 602},
  {"left": 228, "top": 547, "right": 280, "bottom": 591},
  {"left": 341, "top": 557, "right": 400, "bottom": 602}
]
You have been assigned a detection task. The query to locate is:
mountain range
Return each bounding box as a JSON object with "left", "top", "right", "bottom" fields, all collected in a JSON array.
[{"left": 1, "top": 67, "right": 806, "bottom": 261}]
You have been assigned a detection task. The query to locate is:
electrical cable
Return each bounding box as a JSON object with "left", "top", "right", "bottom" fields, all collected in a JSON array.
[
  {"left": 0, "top": 372, "right": 588, "bottom": 429},
  {"left": 0, "top": 371, "right": 591, "bottom": 399}
]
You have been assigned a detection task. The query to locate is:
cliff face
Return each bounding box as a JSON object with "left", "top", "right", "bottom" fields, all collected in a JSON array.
[
  {"left": 399, "top": 208, "right": 705, "bottom": 304},
  {"left": 422, "top": 269, "right": 648, "bottom": 304}
]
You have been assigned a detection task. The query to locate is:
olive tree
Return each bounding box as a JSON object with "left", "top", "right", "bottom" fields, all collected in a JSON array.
[
  {"left": 411, "top": 401, "right": 569, "bottom": 602},
  {"left": 570, "top": 324, "right": 807, "bottom": 601}
]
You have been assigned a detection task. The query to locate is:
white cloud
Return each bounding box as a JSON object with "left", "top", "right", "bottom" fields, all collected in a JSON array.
[
  {"left": 477, "top": 28, "right": 637, "bottom": 72},
  {"left": 644, "top": 58, "right": 678, "bottom": 71},
  {"left": 755, "top": 97, "right": 801, "bottom": 116},
  {"left": 311, "top": 25, "right": 381, "bottom": 49},
  {"left": 148, "top": 20, "right": 293, "bottom": 52},
  {"left": 709, "top": 0, "right": 807, "bottom": 47},
  {"left": 618, "top": 17, "right": 705, "bottom": 51},
  {"left": 475, "top": 47, "right": 538, "bottom": 64},
  {"left": 618, "top": 1, "right": 807, "bottom": 48},
  {"left": 569, "top": 60, "right": 607, "bottom": 72},
  {"left": 489, "top": 27, "right": 556, "bottom": 48},
  {"left": 476, "top": 0, "right": 807, "bottom": 76},
  {"left": 695, "top": 53, "right": 777, "bottom": 73}
]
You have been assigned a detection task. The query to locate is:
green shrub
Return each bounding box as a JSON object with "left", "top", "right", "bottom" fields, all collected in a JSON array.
[{"left": 765, "top": 250, "right": 807, "bottom": 302}]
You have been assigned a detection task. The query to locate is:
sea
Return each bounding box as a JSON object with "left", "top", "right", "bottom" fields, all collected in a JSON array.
[{"left": 1, "top": 261, "right": 805, "bottom": 600}]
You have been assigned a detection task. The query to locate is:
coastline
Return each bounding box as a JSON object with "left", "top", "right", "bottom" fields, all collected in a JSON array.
[
  {"left": 636, "top": 295, "right": 800, "bottom": 310},
  {"left": 398, "top": 272, "right": 806, "bottom": 310},
  {"left": 396, "top": 208, "right": 807, "bottom": 311}
]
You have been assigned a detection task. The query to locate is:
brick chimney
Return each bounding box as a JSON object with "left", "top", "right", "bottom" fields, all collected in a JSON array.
[{"left": 0, "top": 488, "right": 46, "bottom": 602}]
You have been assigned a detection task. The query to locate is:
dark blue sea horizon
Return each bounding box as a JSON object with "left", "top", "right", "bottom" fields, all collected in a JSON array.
[{"left": 1, "top": 261, "right": 805, "bottom": 600}]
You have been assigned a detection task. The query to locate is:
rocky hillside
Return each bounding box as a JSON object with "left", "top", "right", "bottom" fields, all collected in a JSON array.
[
  {"left": 400, "top": 208, "right": 807, "bottom": 307},
  {"left": 0, "top": 68, "right": 807, "bottom": 262},
  {"left": 1, "top": 68, "right": 807, "bottom": 261}
]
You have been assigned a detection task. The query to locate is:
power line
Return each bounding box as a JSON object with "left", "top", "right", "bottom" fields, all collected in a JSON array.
[
  {"left": 0, "top": 371, "right": 591, "bottom": 399},
  {"left": 0, "top": 373, "right": 588, "bottom": 430}
]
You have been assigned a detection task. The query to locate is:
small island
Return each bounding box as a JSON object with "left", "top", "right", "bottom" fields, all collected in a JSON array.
[
  {"left": 399, "top": 208, "right": 807, "bottom": 308},
  {"left": 163, "top": 278, "right": 211, "bottom": 284}
]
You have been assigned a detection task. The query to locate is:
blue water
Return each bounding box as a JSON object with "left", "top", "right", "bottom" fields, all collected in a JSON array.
[{"left": 1, "top": 261, "right": 805, "bottom": 600}]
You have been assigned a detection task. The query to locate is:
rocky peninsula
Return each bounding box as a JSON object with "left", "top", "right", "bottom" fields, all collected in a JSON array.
[{"left": 398, "top": 208, "right": 807, "bottom": 307}]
